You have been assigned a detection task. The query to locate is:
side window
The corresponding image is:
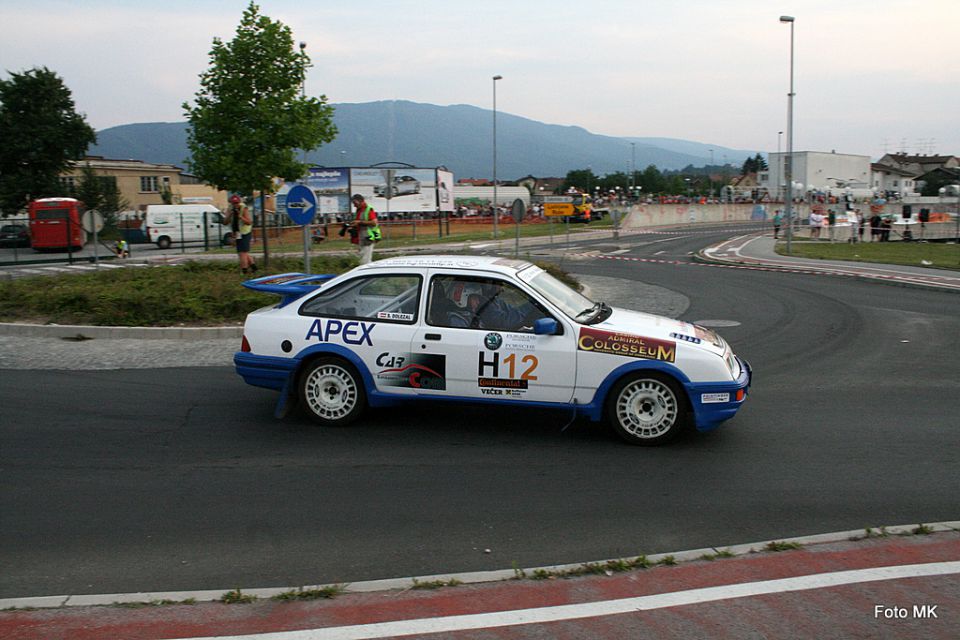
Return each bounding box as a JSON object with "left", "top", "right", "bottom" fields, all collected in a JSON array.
[
  {"left": 427, "top": 275, "right": 552, "bottom": 332},
  {"left": 300, "top": 274, "right": 421, "bottom": 324}
]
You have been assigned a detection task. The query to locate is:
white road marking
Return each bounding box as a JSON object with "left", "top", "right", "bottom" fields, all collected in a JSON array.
[{"left": 175, "top": 561, "right": 960, "bottom": 640}]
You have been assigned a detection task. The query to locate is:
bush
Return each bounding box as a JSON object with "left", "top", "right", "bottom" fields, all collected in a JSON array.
[
  {"left": 0, "top": 255, "right": 579, "bottom": 326},
  {"left": 0, "top": 257, "right": 356, "bottom": 326}
]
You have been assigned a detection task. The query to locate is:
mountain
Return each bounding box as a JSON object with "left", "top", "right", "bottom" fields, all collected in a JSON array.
[{"left": 89, "top": 100, "right": 757, "bottom": 179}]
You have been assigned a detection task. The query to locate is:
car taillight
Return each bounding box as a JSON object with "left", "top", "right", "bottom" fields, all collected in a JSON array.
[{"left": 241, "top": 335, "right": 251, "bottom": 352}]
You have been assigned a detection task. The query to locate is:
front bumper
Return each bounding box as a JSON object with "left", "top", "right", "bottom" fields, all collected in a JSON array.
[{"left": 686, "top": 357, "right": 752, "bottom": 432}]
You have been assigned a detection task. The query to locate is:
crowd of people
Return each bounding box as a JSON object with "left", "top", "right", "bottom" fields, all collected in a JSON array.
[{"left": 776, "top": 207, "right": 898, "bottom": 243}]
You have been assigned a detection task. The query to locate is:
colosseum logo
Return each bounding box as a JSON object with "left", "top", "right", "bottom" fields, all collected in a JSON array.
[{"left": 577, "top": 328, "right": 676, "bottom": 363}]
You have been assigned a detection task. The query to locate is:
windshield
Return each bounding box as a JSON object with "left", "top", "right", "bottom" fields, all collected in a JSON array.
[{"left": 525, "top": 269, "right": 595, "bottom": 320}]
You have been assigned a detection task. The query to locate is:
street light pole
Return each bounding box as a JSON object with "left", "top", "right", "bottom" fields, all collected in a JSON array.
[
  {"left": 492, "top": 75, "right": 502, "bottom": 239},
  {"left": 299, "top": 41, "right": 310, "bottom": 274},
  {"left": 777, "top": 131, "right": 783, "bottom": 203},
  {"left": 780, "top": 15, "right": 795, "bottom": 254}
]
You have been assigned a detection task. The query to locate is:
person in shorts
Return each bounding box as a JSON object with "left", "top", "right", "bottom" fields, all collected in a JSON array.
[{"left": 223, "top": 195, "right": 256, "bottom": 275}]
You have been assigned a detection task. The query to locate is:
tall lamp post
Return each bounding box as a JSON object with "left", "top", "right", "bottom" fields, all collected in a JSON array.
[
  {"left": 777, "top": 131, "right": 783, "bottom": 202},
  {"left": 299, "top": 41, "right": 310, "bottom": 273},
  {"left": 492, "top": 74, "right": 502, "bottom": 239},
  {"left": 780, "top": 15, "right": 795, "bottom": 254}
]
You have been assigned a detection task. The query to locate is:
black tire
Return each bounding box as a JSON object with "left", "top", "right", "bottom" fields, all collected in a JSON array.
[
  {"left": 605, "top": 372, "right": 689, "bottom": 446},
  {"left": 299, "top": 356, "right": 366, "bottom": 426},
  {"left": 157, "top": 236, "right": 171, "bottom": 250}
]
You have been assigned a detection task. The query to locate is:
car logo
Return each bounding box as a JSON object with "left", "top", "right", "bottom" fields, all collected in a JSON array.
[{"left": 484, "top": 332, "right": 503, "bottom": 351}]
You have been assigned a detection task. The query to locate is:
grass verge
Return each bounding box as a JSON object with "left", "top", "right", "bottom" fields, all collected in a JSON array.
[{"left": 776, "top": 240, "right": 960, "bottom": 271}]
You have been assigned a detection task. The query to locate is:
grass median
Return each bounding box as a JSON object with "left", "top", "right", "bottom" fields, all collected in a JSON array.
[
  {"left": 776, "top": 240, "right": 960, "bottom": 271},
  {"left": 0, "top": 255, "right": 579, "bottom": 327}
]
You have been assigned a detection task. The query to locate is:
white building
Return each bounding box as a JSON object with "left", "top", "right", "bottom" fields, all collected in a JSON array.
[
  {"left": 870, "top": 163, "right": 918, "bottom": 197},
  {"left": 760, "top": 151, "right": 872, "bottom": 199}
]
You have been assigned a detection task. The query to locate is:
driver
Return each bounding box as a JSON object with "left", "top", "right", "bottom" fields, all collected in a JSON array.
[
  {"left": 447, "top": 282, "right": 486, "bottom": 328},
  {"left": 447, "top": 281, "right": 533, "bottom": 331}
]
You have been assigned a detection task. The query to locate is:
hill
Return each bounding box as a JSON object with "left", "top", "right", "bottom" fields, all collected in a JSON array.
[{"left": 89, "top": 100, "right": 757, "bottom": 179}]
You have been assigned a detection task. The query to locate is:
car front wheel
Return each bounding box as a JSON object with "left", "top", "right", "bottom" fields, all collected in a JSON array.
[
  {"left": 606, "top": 373, "right": 688, "bottom": 445},
  {"left": 299, "top": 357, "right": 366, "bottom": 426}
]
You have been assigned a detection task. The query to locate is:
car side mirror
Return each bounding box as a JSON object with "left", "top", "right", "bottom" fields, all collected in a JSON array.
[{"left": 533, "top": 318, "right": 559, "bottom": 335}]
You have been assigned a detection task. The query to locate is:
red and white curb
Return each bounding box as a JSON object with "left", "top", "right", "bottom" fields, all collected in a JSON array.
[{"left": 3, "top": 521, "right": 957, "bottom": 612}]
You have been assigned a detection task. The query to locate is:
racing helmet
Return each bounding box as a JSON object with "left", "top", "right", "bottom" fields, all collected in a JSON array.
[{"left": 451, "top": 282, "right": 484, "bottom": 308}]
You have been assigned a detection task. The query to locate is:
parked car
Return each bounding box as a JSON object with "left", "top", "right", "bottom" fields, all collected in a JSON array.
[
  {"left": 234, "top": 256, "right": 751, "bottom": 445},
  {"left": 0, "top": 223, "right": 30, "bottom": 248},
  {"left": 374, "top": 175, "right": 421, "bottom": 198}
]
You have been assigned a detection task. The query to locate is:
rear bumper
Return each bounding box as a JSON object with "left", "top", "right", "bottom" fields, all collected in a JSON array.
[
  {"left": 234, "top": 352, "right": 297, "bottom": 391},
  {"left": 686, "top": 357, "right": 752, "bottom": 432}
]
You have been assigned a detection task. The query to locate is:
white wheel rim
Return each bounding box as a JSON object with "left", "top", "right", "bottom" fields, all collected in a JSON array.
[
  {"left": 616, "top": 379, "right": 677, "bottom": 439},
  {"left": 304, "top": 364, "right": 358, "bottom": 421}
]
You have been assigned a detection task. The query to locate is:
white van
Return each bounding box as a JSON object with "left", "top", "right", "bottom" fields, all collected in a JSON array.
[{"left": 145, "top": 204, "right": 229, "bottom": 249}]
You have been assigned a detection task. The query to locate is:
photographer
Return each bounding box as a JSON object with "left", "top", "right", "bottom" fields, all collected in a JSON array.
[
  {"left": 343, "top": 194, "right": 381, "bottom": 264},
  {"left": 223, "top": 194, "right": 256, "bottom": 275}
]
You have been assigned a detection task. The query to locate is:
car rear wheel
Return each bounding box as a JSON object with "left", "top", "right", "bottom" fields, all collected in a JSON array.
[
  {"left": 299, "top": 357, "right": 366, "bottom": 426},
  {"left": 606, "top": 373, "right": 688, "bottom": 445},
  {"left": 157, "top": 236, "right": 171, "bottom": 250}
]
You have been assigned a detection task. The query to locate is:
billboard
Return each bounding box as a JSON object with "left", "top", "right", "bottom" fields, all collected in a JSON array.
[
  {"left": 279, "top": 166, "right": 452, "bottom": 220},
  {"left": 437, "top": 169, "right": 455, "bottom": 212},
  {"left": 276, "top": 167, "right": 351, "bottom": 221},
  {"left": 350, "top": 168, "right": 438, "bottom": 215}
]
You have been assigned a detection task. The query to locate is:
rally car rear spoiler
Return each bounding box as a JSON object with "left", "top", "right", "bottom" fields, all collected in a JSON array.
[{"left": 241, "top": 272, "right": 337, "bottom": 308}]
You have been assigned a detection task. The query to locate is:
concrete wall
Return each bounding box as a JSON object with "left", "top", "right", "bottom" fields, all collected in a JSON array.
[{"left": 615, "top": 202, "right": 958, "bottom": 241}]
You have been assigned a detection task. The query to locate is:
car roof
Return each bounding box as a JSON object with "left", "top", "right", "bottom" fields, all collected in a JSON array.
[{"left": 356, "top": 255, "right": 536, "bottom": 276}]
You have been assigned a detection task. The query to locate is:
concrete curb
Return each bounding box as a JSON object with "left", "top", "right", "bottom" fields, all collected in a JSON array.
[
  {"left": 3, "top": 521, "right": 957, "bottom": 610},
  {"left": 0, "top": 322, "right": 242, "bottom": 340}
]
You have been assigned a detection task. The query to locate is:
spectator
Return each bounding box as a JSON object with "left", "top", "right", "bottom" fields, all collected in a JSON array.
[
  {"left": 223, "top": 195, "right": 256, "bottom": 275},
  {"left": 346, "top": 194, "right": 381, "bottom": 264},
  {"left": 870, "top": 212, "right": 882, "bottom": 242}
]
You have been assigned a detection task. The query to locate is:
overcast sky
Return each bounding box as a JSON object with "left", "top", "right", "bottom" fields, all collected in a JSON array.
[{"left": 2, "top": 0, "right": 957, "bottom": 161}]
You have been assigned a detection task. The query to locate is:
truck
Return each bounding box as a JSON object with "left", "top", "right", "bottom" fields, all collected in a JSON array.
[{"left": 567, "top": 191, "right": 593, "bottom": 223}]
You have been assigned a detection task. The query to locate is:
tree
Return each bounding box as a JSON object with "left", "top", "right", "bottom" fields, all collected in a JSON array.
[
  {"left": 72, "top": 163, "right": 128, "bottom": 232},
  {"left": 184, "top": 2, "right": 336, "bottom": 199},
  {"left": 562, "top": 168, "right": 599, "bottom": 193},
  {"left": 0, "top": 67, "right": 96, "bottom": 215},
  {"left": 638, "top": 165, "right": 665, "bottom": 194},
  {"left": 740, "top": 153, "right": 768, "bottom": 175}
]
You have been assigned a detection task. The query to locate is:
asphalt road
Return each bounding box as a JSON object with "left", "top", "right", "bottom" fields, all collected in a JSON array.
[{"left": 2, "top": 224, "right": 958, "bottom": 600}]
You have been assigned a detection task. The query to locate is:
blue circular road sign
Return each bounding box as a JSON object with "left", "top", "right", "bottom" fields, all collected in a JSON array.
[{"left": 286, "top": 184, "right": 318, "bottom": 226}]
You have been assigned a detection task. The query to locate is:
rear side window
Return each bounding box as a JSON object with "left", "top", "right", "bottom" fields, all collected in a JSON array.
[{"left": 300, "top": 274, "right": 422, "bottom": 324}]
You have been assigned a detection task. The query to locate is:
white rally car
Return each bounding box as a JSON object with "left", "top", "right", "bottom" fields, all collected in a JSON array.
[{"left": 235, "top": 256, "right": 751, "bottom": 445}]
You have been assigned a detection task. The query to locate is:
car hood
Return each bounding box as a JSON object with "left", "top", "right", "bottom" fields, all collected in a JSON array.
[{"left": 591, "top": 307, "right": 728, "bottom": 357}]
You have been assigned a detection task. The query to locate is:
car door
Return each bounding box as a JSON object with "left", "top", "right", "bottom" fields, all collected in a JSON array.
[
  {"left": 298, "top": 272, "right": 424, "bottom": 397},
  {"left": 410, "top": 271, "right": 577, "bottom": 404}
]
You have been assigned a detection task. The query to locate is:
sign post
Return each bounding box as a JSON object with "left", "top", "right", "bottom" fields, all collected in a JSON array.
[
  {"left": 543, "top": 196, "right": 573, "bottom": 250},
  {"left": 511, "top": 198, "right": 525, "bottom": 257},
  {"left": 81, "top": 210, "right": 104, "bottom": 270},
  {"left": 285, "top": 184, "right": 318, "bottom": 274}
]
